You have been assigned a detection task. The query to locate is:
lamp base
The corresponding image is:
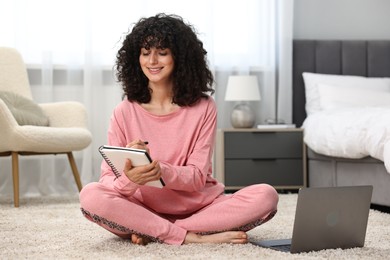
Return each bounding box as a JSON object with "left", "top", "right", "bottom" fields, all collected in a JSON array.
[
  {"left": 230, "top": 103, "right": 255, "bottom": 128},
  {"left": 265, "top": 118, "right": 286, "bottom": 125}
]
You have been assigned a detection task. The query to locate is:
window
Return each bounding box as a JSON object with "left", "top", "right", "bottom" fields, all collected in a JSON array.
[{"left": 0, "top": 0, "right": 276, "bottom": 69}]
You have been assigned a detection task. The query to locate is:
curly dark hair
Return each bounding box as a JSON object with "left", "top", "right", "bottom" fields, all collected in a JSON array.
[{"left": 115, "top": 13, "right": 214, "bottom": 106}]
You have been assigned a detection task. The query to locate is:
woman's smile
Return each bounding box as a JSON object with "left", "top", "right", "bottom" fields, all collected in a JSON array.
[{"left": 148, "top": 67, "right": 164, "bottom": 74}]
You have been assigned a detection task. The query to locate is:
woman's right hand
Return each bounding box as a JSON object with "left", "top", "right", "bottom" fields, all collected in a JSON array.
[{"left": 126, "top": 139, "right": 150, "bottom": 153}]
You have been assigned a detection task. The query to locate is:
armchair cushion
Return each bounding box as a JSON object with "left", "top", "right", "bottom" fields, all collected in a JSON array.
[{"left": 0, "top": 91, "right": 49, "bottom": 126}]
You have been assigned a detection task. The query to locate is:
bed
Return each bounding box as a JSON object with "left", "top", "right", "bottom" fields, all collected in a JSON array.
[{"left": 293, "top": 40, "right": 390, "bottom": 207}]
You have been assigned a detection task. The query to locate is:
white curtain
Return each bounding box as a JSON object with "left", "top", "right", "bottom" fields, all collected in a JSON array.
[{"left": 0, "top": 0, "right": 293, "bottom": 197}]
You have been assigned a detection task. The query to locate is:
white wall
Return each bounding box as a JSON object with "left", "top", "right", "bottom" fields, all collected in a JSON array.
[{"left": 293, "top": 0, "right": 390, "bottom": 40}]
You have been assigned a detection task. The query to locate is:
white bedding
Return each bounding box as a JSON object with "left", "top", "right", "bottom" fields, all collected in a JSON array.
[{"left": 303, "top": 107, "right": 390, "bottom": 173}]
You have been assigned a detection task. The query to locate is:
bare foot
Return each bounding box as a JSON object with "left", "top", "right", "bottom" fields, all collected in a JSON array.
[
  {"left": 130, "top": 234, "right": 152, "bottom": 245},
  {"left": 184, "top": 231, "right": 248, "bottom": 244}
]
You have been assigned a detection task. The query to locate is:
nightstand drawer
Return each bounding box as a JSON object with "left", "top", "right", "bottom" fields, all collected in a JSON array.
[
  {"left": 225, "top": 159, "right": 304, "bottom": 186},
  {"left": 215, "top": 128, "right": 307, "bottom": 190},
  {"left": 224, "top": 132, "right": 303, "bottom": 159}
]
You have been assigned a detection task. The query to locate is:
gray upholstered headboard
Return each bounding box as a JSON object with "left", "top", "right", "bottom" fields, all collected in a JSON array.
[{"left": 292, "top": 40, "right": 390, "bottom": 127}]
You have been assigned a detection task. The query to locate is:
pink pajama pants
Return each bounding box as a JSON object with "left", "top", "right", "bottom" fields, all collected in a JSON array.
[{"left": 79, "top": 183, "right": 278, "bottom": 245}]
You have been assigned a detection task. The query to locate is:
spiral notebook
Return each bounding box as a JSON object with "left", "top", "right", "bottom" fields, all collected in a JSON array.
[{"left": 98, "top": 145, "right": 164, "bottom": 188}]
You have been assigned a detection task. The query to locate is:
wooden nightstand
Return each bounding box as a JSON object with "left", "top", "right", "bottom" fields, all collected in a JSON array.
[{"left": 215, "top": 128, "right": 307, "bottom": 191}]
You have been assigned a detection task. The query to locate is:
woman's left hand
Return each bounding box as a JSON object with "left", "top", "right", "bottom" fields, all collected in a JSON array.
[
  {"left": 123, "top": 139, "right": 160, "bottom": 185},
  {"left": 123, "top": 159, "right": 161, "bottom": 186}
]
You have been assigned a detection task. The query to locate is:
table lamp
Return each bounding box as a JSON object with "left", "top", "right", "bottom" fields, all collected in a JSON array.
[{"left": 225, "top": 75, "right": 261, "bottom": 128}]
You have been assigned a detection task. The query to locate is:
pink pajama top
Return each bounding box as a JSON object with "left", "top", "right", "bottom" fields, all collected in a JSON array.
[{"left": 100, "top": 97, "right": 225, "bottom": 215}]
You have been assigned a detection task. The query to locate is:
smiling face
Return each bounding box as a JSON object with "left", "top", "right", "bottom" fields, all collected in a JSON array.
[{"left": 139, "top": 47, "right": 175, "bottom": 85}]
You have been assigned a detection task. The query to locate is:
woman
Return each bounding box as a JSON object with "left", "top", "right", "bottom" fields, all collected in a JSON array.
[{"left": 79, "top": 13, "right": 278, "bottom": 245}]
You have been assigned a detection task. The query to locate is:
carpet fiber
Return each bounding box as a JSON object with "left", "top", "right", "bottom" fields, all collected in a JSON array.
[{"left": 1, "top": 194, "right": 389, "bottom": 259}]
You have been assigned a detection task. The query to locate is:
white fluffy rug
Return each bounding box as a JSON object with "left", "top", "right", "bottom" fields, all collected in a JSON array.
[{"left": 1, "top": 194, "right": 389, "bottom": 259}]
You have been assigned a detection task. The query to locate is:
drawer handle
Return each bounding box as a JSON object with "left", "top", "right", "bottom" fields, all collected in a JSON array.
[{"left": 251, "top": 158, "right": 277, "bottom": 161}]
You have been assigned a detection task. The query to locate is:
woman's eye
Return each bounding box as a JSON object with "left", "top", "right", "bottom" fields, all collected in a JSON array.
[{"left": 159, "top": 52, "right": 167, "bottom": 56}]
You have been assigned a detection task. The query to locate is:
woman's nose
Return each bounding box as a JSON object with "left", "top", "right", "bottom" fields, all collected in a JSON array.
[{"left": 149, "top": 53, "right": 158, "bottom": 64}]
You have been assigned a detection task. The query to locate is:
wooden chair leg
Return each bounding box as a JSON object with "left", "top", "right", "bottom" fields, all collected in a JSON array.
[
  {"left": 11, "top": 152, "right": 19, "bottom": 207},
  {"left": 67, "top": 152, "right": 83, "bottom": 192}
]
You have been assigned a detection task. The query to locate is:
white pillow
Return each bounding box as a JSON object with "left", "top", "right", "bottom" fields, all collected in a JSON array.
[
  {"left": 318, "top": 83, "right": 390, "bottom": 110},
  {"left": 302, "top": 72, "right": 390, "bottom": 114},
  {"left": 0, "top": 90, "right": 49, "bottom": 126}
]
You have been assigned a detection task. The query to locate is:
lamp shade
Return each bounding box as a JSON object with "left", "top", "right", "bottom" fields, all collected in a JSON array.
[{"left": 225, "top": 75, "right": 261, "bottom": 101}]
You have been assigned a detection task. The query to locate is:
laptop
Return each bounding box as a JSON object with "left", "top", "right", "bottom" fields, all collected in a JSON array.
[{"left": 250, "top": 185, "right": 373, "bottom": 253}]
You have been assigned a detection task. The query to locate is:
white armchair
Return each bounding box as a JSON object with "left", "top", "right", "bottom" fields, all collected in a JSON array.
[{"left": 0, "top": 47, "right": 92, "bottom": 207}]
